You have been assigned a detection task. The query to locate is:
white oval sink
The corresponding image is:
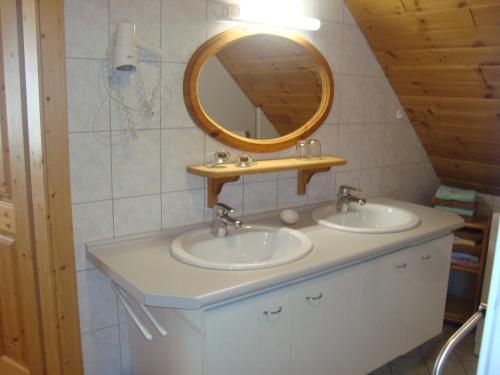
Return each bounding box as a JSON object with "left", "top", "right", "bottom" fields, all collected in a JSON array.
[
  {"left": 312, "top": 203, "right": 420, "bottom": 234},
  {"left": 170, "top": 225, "right": 313, "bottom": 270}
]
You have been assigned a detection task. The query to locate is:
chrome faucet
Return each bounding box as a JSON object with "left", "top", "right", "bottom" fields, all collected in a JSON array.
[
  {"left": 212, "top": 203, "right": 243, "bottom": 237},
  {"left": 336, "top": 185, "right": 367, "bottom": 212}
]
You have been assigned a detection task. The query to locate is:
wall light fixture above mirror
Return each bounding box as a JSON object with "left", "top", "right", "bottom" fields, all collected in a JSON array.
[
  {"left": 221, "top": 5, "right": 321, "bottom": 31},
  {"left": 183, "top": 26, "right": 334, "bottom": 153}
]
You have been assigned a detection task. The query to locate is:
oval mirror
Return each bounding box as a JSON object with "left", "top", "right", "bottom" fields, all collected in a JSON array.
[{"left": 184, "top": 26, "right": 334, "bottom": 152}]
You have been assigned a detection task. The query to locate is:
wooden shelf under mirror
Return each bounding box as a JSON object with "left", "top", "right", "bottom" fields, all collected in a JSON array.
[{"left": 187, "top": 156, "right": 347, "bottom": 207}]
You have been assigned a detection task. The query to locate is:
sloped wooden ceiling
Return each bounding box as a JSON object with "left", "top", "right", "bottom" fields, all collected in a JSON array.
[
  {"left": 346, "top": 0, "right": 500, "bottom": 195},
  {"left": 216, "top": 35, "right": 322, "bottom": 136}
]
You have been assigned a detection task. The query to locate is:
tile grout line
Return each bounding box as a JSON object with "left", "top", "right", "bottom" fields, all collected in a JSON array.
[
  {"left": 107, "top": 1, "right": 123, "bottom": 374},
  {"left": 160, "top": 0, "right": 164, "bottom": 232},
  {"left": 81, "top": 322, "right": 120, "bottom": 336}
]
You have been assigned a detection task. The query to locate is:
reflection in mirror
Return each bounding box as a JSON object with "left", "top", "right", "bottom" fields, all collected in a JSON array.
[{"left": 197, "top": 34, "right": 322, "bottom": 140}]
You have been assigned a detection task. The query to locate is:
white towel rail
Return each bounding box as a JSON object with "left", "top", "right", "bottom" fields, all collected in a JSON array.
[
  {"left": 140, "top": 303, "right": 168, "bottom": 337},
  {"left": 110, "top": 282, "right": 153, "bottom": 341},
  {"left": 110, "top": 280, "right": 168, "bottom": 339},
  {"left": 432, "top": 302, "right": 487, "bottom": 375}
]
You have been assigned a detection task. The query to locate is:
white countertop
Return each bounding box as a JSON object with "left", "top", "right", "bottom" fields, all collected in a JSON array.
[{"left": 86, "top": 197, "right": 464, "bottom": 310}]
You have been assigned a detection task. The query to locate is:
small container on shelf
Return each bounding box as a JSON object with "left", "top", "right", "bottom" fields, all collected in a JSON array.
[
  {"left": 295, "top": 140, "right": 308, "bottom": 159},
  {"left": 306, "top": 139, "right": 321, "bottom": 159}
]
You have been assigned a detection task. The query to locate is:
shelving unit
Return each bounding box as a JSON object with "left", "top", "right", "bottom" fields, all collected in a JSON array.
[
  {"left": 445, "top": 295, "right": 475, "bottom": 324},
  {"left": 187, "top": 156, "right": 347, "bottom": 207},
  {"left": 441, "top": 212, "right": 489, "bottom": 323}
]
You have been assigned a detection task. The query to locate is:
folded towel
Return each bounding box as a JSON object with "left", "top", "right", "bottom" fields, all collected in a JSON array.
[
  {"left": 435, "top": 205, "right": 474, "bottom": 217},
  {"left": 453, "top": 238, "right": 477, "bottom": 247},
  {"left": 452, "top": 252, "right": 479, "bottom": 263},
  {"left": 451, "top": 258, "right": 479, "bottom": 269},
  {"left": 435, "top": 185, "right": 476, "bottom": 203}
]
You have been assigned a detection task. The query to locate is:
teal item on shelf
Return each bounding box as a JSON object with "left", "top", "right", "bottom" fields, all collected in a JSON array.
[
  {"left": 435, "top": 205, "right": 474, "bottom": 217},
  {"left": 435, "top": 185, "right": 476, "bottom": 203}
]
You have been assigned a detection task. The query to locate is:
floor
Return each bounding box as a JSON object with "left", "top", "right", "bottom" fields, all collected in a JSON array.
[{"left": 369, "top": 323, "right": 478, "bottom": 375}]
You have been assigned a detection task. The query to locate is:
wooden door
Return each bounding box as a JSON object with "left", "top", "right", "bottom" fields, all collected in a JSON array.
[
  {"left": 0, "top": 1, "right": 45, "bottom": 374},
  {"left": 0, "top": 0, "right": 83, "bottom": 374}
]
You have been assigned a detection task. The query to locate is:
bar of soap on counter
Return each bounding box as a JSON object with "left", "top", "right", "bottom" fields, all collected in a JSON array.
[{"left": 280, "top": 209, "right": 299, "bottom": 225}]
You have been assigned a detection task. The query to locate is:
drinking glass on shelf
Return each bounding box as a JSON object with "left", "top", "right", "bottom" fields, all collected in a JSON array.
[
  {"left": 295, "top": 140, "right": 308, "bottom": 159},
  {"left": 306, "top": 139, "right": 321, "bottom": 159}
]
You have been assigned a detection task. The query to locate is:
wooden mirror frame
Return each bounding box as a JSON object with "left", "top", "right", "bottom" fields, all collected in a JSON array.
[{"left": 183, "top": 26, "right": 334, "bottom": 153}]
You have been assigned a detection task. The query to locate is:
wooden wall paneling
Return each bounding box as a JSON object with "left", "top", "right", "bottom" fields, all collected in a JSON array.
[
  {"left": 431, "top": 157, "right": 500, "bottom": 185},
  {"left": 0, "top": 14, "right": 11, "bottom": 200},
  {"left": 0, "top": 0, "right": 45, "bottom": 373},
  {"left": 21, "top": 0, "right": 84, "bottom": 373},
  {"left": 20, "top": 0, "right": 62, "bottom": 373},
  {"left": 393, "top": 81, "right": 499, "bottom": 99},
  {"left": 376, "top": 47, "right": 500, "bottom": 67},
  {"left": 401, "top": 0, "right": 500, "bottom": 13},
  {"left": 367, "top": 27, "right": 500, "bottom": 51},
  {"left": 414, "top": 122, "right": 500, "bottom": 142},
  {"left": 346, "top": 0, "right": 500, "bottom": 195},
  {"left": 441, "top": 177, "right": 500, "bottom": 196},
  {"left": 417, "top": 135, "right": 500, "bottom": 165},
  {"left": 470, "top": 4, "right": 500, "bottom": 26},
  {"left": 400, "top": 96, "right": 500, "bottom": 113},
  {"left": 360, "top": 8, "right": 476, "bottom": 34},
  {"left": 407, "top": 109, "right": 500, "bottom": 129},
  {"left": 482, "top": 65, "right": 500, "bottom": 82},
  {"left": 37, "top": 0, "right": 84, "bottom": 368},
  {"left": 349, "top": 0, "right": 500, "bottom": 18},
  {"left": 385, "top": 65, "right": 499, "bottom": 83}
]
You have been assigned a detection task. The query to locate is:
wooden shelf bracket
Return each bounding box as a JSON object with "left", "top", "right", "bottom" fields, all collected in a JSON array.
[
  {"left": 297, "top": 167, "right": 330, "bottom": 195},
  {"left": 207, "top": 176, "right": 240, "bottom": 207}
]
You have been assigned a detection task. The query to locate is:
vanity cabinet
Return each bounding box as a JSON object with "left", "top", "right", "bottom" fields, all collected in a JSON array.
[
  {"left": 290, "top": 264, "right": 363, "bottom": 375},
  {"left": 204, "top": 288, "right": 293, "bottom": 375},
  {"left": 358, "top": 234, "right": 453, "bottom": 373},
  {"left": 357, "top": 247, "right": 409, "bottom": 373},
  {"left": 128, "top": 234, "right": 453, "bottom": 375},
  {"left": 402, "top": 237, "right": 453, "bottom": 352}
]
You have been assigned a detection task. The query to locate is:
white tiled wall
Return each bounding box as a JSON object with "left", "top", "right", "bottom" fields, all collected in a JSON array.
[
  {"left": 477, "top": 194, "right": 500, "bottom": 303},
  {"left": 65, "top": 0, "right": 440, "bottom": 373},
  {"left": 477, "top": 193, "right": 500, "bottom": 218}
]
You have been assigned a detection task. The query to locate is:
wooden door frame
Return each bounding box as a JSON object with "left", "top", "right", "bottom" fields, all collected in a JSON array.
[
  {"left": 19, "top": 0, "right": 83, "bottom": 373},
  {"left": 0, "top": 0, "right": 45, "bottom": 373}
]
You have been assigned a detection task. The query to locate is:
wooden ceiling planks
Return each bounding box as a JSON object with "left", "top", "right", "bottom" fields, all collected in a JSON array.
[
  {"left": 347, "top": 0, "right": 500, "bottom": 195},
  {"left": 216, "top": 35, "right": 322, "bottom": 136}
]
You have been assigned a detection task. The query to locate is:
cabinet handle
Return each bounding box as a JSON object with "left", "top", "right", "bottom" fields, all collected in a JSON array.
[
  {"left": 263, "top": 306, "right": 282, "bottom": 316},
  {"left": 394, "top": 262, "right": 407, "bottom": 270},
  {"left": 305, "top": 292, "right": 323, "bottom": 302},
  {"left": 420, "top": 254, "right": 431, "bottom": 261}
]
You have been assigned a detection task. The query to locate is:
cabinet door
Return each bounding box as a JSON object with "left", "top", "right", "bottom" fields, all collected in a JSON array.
[
  {"left": 290, "top": 265, "right": 364, "bottom": 375},
  {"left": 403, "top": 235, "right": 453, "bottom": 351},
  {"left": 357, "top": 250, "right": 408, "bottom": 373},
  {"left": 204, "top": 288, "right": 292, "bottom": 375}
]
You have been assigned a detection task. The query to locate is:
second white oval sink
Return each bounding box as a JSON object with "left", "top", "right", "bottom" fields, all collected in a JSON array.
[
  {"left": 170, "top": 225, "right": 313, "bottom": 270},
  {"left": 312, "top": 203, "right": 420, "bottom": 234}
]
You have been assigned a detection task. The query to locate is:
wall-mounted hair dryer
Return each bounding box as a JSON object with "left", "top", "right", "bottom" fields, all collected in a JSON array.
[{"left": 113, "top": 22, "right": 164, "bottom": 71}]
